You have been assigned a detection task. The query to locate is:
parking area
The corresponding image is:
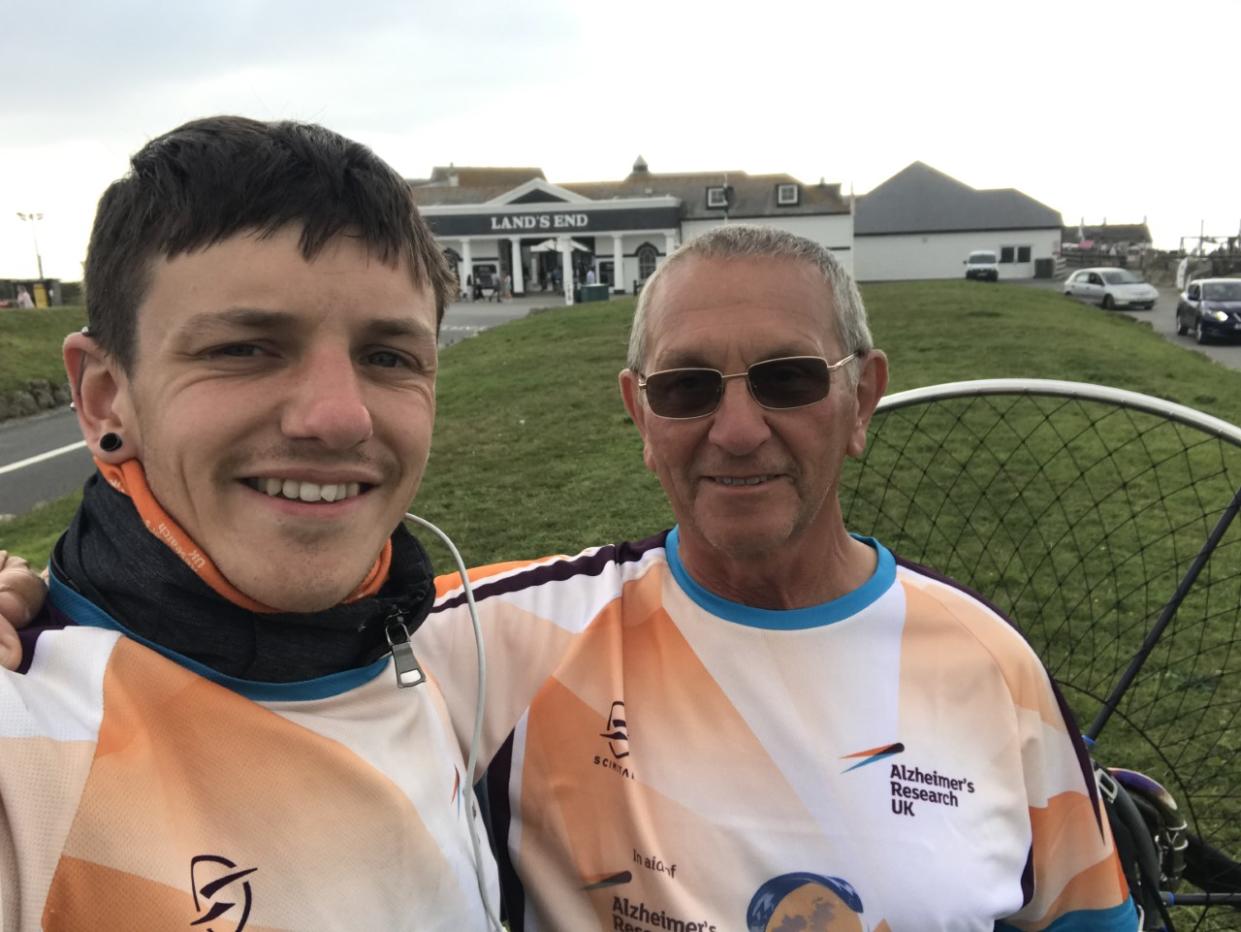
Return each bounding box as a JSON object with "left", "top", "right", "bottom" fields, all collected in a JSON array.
[{"left": 1023, "top": 279, "right": 1241, "bottom": 371}]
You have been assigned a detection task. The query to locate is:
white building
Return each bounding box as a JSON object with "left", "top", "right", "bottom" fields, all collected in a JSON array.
[
  {"left": 410, "top": 159, "right": 853, "bottom": 297},
  {"left": 854, "top": 162, "right": 1062, "bottom": 282}
]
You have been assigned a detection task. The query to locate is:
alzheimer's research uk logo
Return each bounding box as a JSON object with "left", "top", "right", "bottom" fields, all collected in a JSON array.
[
  {"left": 841, "top": 743, "right": 977, "bottom": 818},
  {"left": 839, "top": 742, "right": 905, "bottom": 774},
  {"left": 600, "top": 700, "right": 630, "bottom": 760},
  {"left": 190, "top": 854, "right": 257, "bottom": 931}
]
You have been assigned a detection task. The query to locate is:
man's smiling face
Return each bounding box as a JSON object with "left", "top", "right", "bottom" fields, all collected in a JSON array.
[
  {"left": 109, "top": 226, "right": 437, "bottom": 612},
  {"left": 621, "top": 255, "right": 878, "bottom": 570}
]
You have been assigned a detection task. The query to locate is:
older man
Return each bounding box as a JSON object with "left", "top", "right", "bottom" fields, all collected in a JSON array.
[
  {"left": 413, "top": 226, "right": 1135, "bottom": 931},
  {"left": 0, "top": 117, "right": 497, "bottom": 930},
  {"left": 2, "top": 225, "right": 1135, "bottom": 930}
]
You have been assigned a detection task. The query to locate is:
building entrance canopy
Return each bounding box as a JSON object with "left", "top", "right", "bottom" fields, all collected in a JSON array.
[{"left": 528, "top": 238, "right": 591, "bottom": 253}]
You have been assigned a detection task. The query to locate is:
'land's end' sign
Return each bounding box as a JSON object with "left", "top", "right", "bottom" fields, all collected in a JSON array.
[
  {"left": 424, "top": 205, "right": 682, "bottom": 237},
  {"left": 490, "top": 213, "right": 588, "bottom": 231}
]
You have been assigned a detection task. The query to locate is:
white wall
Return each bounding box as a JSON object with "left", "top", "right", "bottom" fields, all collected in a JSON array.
[
  {"left": 854, "top": 229, "right": 1060, "bottom": 282},
  {"left": 680, "top": 214, "right": 855, "bottom": 275}
]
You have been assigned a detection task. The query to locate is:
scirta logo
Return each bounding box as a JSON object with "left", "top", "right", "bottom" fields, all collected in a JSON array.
[
  {"left": 600, "top": 699, "right": 629, "bottom": 759},
  {"left": 747, "top": 872, "right": 869, "bottom": 932},
  {"left": 190, "top": 854, "right": 257, "bottom": 931}
]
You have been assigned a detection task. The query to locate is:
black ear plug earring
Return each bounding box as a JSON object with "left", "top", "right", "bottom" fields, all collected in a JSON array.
[{"left": 100, "top": 433, "right": 123, "bottom": 453}]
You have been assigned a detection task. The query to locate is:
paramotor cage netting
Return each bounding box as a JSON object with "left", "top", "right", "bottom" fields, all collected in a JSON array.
[{"left": 840, "top": 380, "right": 1241, "bottom": 930}]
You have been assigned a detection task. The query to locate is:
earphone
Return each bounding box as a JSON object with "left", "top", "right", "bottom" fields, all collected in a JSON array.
[{"left": 402, "top": 512, "right": 503, "bottom": 932}]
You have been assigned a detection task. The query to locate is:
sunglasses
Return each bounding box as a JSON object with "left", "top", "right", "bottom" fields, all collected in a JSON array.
[{"left": 637, "top": 353, "right": 857, "bottom": 420}]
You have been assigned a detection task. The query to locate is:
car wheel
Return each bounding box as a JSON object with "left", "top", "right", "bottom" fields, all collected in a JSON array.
[
  {"left": 1176, "top": 315, "right": 1188, "bottom": 336},
  {"left": 1195, "top": 320, "right": 1208, "bottom": 345},
  {"left": 1102, "top": 294, "right": 1114, "bottom": 309}
]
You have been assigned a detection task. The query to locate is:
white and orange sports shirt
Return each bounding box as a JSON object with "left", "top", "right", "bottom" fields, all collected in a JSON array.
[
  {"left": 0, "top": 578, "right": 498, "bottom": 932},
  {"left": 419, "top": 529, "right": 1137, "bottom": 932}
]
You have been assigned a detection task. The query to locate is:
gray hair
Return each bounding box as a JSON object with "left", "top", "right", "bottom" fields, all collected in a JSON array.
[{"left": 625, "top": 224, "right": 873, "bottom": 377}]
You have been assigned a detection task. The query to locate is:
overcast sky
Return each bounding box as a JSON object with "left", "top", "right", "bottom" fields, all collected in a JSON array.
[{"left": 2, "top": 0, "right": 1237, "bottom": 280}]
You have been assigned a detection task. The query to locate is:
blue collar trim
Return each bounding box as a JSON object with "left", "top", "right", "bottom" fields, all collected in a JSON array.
[
  {"left": 665, "top": 526, "right": 895, "bottom": 629},
  {"left": 48, "top": 571, "right": 389, "bottom": 701}
]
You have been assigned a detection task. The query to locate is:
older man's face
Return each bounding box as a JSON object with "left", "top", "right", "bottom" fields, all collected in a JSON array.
[{"left": 621, "top": 255, "right": 883, "bottom": 568}]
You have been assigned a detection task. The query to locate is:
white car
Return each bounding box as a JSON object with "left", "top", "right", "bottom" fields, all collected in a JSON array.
[
  {"left": 964, "top": 250, "right": 999, "bottom": 282},
  {"left": 1062, "top": 267, "right": 1159, "bottom": 310}
]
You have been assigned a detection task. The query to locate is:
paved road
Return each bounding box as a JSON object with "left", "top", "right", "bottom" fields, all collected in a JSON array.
[
  {"left": 438, "top": 293, "right": 557, "bottom": 346},
  {"left": 0, "top": 294, "right": 558, "bottom": 518},
  {"left": 0, "top": 408, "right": 93, "bottom": 517},
  {"left": 1026, "top": 279, "right": 1241, "bottom": 371}
]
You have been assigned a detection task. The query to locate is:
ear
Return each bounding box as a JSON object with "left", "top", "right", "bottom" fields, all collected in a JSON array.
[
  {"left": 63, "top": 331, "right": 140, "bottom": 463},
  {"left": 618, "top": 368, "right": 657, "bottom": 474},
  {"left": 846, "top": 349, "right": 889, "bottom": 459}
]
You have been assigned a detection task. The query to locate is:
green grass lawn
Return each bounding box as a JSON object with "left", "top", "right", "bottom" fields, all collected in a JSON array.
[
  {"left": 5, "top": 283, "right": 1240, "bottom": 565},
  {"left": 3, "top": 281, "right": 1241, "bottom": 920},
  {"left": 0, "top": 306, "right": 87, "bottom": 395}
]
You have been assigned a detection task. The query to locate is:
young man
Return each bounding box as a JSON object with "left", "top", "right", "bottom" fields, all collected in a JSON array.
[
  {"left": 2, "top": 226, "right": 1136, "bottom": 930},
  {"left": 0, "top": 117, "right": 497, "bottom": 930}
]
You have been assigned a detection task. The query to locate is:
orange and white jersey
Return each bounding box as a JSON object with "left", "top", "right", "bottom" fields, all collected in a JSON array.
[
  {"left": 421, "top": 529, "right": 1136, "bottom": 932},
  {"left": 0, "top": 577, "right": 498, "bottom": 932}
]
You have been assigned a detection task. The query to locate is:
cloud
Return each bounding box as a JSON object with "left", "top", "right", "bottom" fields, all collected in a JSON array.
[{"left": 4, "top": 0, "right": 583, "bottom": 141}]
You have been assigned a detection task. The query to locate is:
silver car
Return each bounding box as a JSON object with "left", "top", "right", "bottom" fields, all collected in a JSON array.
[{"left": 1063, "top": 267, "right": 1159, "bottom": 310}]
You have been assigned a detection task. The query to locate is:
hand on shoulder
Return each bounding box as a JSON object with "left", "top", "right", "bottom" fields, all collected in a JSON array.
[{"left": 0, "top": 550, "right": 47, "bottom": 670}]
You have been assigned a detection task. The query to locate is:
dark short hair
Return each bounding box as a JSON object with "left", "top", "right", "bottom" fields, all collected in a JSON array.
[{"left": 85, "top": 115, "right": 454, "bottom": 370}]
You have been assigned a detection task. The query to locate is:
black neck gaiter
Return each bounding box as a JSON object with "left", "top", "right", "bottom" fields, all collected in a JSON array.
[{"left": 52, "top": 473, "right": 436, "bottom": 683}]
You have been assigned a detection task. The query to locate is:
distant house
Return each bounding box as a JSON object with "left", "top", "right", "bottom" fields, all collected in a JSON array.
[
  {"left": 854, "top": 162, "right": 1063, "bottom": 281},
  {"left": 409, "top": 157, "right": 852, "bottom": 295},
  {"left": 1062, "top": 223, "right": 1152, "bottom": 253}
]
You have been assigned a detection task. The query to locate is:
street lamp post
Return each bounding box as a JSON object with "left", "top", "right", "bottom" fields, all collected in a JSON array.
[{"left": 16, "top": 212, "right": 44, "bottom": 280}]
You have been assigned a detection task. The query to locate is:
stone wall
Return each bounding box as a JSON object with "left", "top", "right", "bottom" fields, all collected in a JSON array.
[{"left": 0, "top": 379, "right": 72, "bottom": 423}]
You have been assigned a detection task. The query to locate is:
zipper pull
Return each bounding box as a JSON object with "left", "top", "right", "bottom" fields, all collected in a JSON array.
[{"left": 384, "top": 613, "right": 426, "bottom": 689}]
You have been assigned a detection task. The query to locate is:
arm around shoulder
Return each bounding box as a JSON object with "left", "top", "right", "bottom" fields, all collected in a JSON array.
[{"left": 0, "top": 551, "right": 49, "bottom": 671}]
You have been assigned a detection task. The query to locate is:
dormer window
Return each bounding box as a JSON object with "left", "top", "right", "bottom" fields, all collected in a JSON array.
[
  {"left": 776, "top": 183, "right": 799, "bottom": 206},
  {"left": 706, "top": 186, "right": 729, "bottom": 209}
]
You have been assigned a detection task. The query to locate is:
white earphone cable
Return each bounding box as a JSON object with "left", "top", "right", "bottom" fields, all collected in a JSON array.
[{"left": 403, "top": 512, "right": 502, "bottom": 932}]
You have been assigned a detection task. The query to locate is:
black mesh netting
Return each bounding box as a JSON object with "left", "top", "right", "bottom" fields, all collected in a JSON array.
[{"left": 840, "top": 385, "right": 1241, "bottom": 931}]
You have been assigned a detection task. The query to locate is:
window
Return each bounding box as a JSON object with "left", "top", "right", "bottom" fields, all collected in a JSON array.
[
  {"left": 999, "top": 246, "right": 1015, "bottom": 263},
  {"left": 1017, "top": 246, "right": 1031, "bottom": 263},
  {"left": 1205, "top": 281, "right": 1241, "bottom": 301},
  {"left": 776, "top": 183, "right": 799, "bottom": 206},
  {"left": 706, "top": 186, "right": 728, "bottom": 208},
  {"left": 1187, "top": 283, "right": 1200, "bottom": 300},
  {"left": 637, "top": 244, "right": 658, "bottom": 280}
]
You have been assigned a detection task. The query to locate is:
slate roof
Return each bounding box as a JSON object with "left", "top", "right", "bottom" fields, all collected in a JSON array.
[
  {"left": 426, "top": 166, "right": 545, "bottom": 187},
  {"left": 562, "top": 170, "right": 848, "bottom": 218},
  {"left": 855, "top": 162, "right": 1061, "bottom": 235},
  {"left": 408, "top": 163, "right": 849, "bottom": 217},
  {"left": 408, "top": 167, "right": 548, "bottom": 206}
]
